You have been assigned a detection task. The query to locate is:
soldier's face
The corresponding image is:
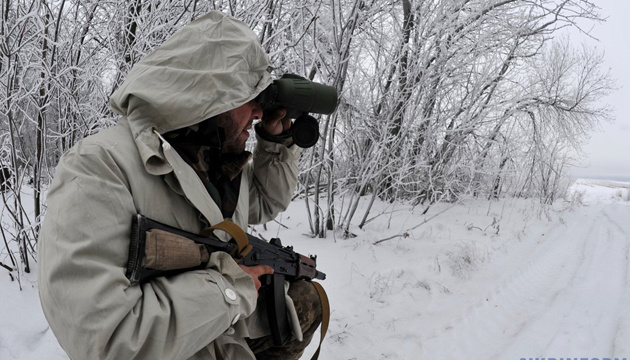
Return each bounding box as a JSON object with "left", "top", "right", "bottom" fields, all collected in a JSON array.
[{"left": 217, "top": 100, "right": 263, "bottom": 153}]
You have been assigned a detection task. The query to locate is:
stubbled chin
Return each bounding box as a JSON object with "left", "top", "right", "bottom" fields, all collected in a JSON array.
[{"left": 223, "top": 134, "right": 249, "bottom": 154}]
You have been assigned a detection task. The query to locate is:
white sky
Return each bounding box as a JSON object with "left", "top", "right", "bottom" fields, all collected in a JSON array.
[{"left": 569, "top": 0, "right": 630, "bottom": 180}]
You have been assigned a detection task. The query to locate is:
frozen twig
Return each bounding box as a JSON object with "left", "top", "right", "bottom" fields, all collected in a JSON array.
[{"left": 373, "top": 204, "right": 456, "bottom": 245}]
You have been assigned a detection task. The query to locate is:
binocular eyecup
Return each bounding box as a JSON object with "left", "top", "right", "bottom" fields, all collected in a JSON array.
[{"left": 256, "top": 74, "right": 338, "bottom": 148}]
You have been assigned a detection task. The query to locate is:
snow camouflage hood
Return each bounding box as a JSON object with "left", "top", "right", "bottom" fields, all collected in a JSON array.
[{"left": 110, "top": 11, "right": 272, "bottom": 175}]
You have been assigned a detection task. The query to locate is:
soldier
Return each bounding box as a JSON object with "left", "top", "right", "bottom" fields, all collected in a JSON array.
[{"left": 38, "top": 11, "right": 322, "bottom": 360}]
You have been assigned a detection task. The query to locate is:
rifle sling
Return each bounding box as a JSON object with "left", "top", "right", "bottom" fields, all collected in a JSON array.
[
  {"left": 205, "top": 220, "right": 253, "bottom": 260},
  {"left": 310, "top": 281, "right": 330, "bottom": 360}
]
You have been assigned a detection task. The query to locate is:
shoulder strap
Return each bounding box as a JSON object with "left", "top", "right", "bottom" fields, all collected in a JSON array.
[{"left": 310, "top": 281, "right": 330, "bottom": 360}]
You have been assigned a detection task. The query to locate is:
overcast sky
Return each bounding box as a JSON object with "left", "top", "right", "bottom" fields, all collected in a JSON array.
[{"left": 568, "top": 0, "right": 630, "bottom": 180}]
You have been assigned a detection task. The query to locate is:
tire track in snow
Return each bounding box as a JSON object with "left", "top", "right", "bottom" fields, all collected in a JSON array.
[
  {"left": 529, "top": 206, "right": 626, "bottom": 357},
  {"left": 418, "top": 205, "right": 630, "bottom": 359},
  {"left": 601, "top": 205, "right": 630, "bottom": 356},
  {"left": 419, "top": 213, "right": 593, "bottom": 358}
]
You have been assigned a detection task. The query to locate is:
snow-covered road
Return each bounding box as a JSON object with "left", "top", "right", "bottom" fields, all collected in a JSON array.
[{"left": 418, "top": 202, "right": 630, "bottom": 359}]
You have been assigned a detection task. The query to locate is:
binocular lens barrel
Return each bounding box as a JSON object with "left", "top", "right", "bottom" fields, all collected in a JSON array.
[{"left": 273, "top": 78, "right": 338, "bottom": 118}]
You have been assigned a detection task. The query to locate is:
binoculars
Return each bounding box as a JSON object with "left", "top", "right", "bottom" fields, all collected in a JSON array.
[{"left": 256, "top": 74, "right": 338, "bottom": 148}]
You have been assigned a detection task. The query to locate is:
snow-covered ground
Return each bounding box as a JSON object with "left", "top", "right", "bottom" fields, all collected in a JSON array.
[{"left": 1, "top": 179, "right": 629, "bottom": 360}]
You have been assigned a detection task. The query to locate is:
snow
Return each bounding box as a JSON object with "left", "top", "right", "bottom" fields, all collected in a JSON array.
[{"left": 1, "top": 179, "right": 629, "bottom": 359}]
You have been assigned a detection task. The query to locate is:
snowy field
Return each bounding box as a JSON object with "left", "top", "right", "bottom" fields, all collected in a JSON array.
[{"left": 1, "top": 178, "right": 629, "bottom": 360}]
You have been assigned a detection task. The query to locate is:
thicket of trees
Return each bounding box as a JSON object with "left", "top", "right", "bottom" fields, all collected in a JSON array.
[{"left": 0, "top": 0, "right": 613, "bottom": 283}]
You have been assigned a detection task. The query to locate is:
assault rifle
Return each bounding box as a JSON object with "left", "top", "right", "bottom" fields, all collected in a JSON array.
[{"left": 125, "top": 214, "right": 326, "bottom": 346}]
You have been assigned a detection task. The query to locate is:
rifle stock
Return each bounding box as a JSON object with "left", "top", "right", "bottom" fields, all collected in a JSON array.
[{"left": 126, "top": 214, "right": 236, "bottom": 284}]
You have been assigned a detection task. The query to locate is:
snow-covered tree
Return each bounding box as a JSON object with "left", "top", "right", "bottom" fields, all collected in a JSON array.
[{"left": 0, "top": 0, "right": 613, "bottom": 281}]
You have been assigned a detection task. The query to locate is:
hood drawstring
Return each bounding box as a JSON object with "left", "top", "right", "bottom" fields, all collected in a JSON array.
[{"left": 153, "top": 130, "right": 172, "bottom": 151}]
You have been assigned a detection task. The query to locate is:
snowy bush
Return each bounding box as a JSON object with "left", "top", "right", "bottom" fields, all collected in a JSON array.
[{"left": 445, "top": 242, "right": 489, "bottom": 280}]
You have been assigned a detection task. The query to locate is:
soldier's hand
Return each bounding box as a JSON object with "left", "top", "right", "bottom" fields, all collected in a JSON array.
[
  {"left": 238, "top": 264, "right": 274, "bottom": 292},
  {"left": 261, "top": 108, "right": 291, "bottom": 135}
]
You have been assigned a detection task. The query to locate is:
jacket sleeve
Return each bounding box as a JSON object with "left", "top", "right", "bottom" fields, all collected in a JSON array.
[
  {"left": 38, "top": 142, "right": 258, "bottom": 360},
  {"left": 247, "top": 127, "right": 301, "bottom": 225}
]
